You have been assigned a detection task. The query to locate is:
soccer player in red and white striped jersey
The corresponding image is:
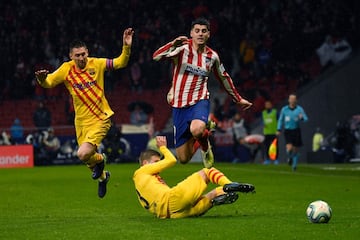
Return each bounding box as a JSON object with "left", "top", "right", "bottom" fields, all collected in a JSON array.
[
  {"left": 153, "top": 18, "right": 252, "bottom": 168},
  {"left": 35, "top": 28, "right": 134, "bottom": 198}
]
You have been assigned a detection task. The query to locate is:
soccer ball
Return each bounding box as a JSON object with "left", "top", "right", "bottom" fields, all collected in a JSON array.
[{"left": 306, "top": 200, "right": 332, "bottom": 223}]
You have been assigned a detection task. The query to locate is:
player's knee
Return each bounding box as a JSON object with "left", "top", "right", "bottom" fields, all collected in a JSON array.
[
  {"left": 198, "top": 170, "right": 209, "bottom": 183},
  {"left": 178, "top": 157, "right": 190, "bottom": 164},
  {"left": 190, "top": 120, "right": 206, "bottom": 138},
  {"left": 190, "top": 126, "right": 205, "bottom": 138},
  {"left": 77, "top": 149, "right": 90, "bottom": 162},
  {"left": 176, "top": 151, "right": 190, "bottom": 164},
  {"left": 176, "top": 147, "right": 191, "bottom": 164}
]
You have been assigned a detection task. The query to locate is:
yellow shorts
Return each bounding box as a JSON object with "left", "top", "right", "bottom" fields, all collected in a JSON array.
[
  {"left": 75, "top": 118, "right": 111, "bottom": 147},
  {"left": 168, "top": 172, "right": 208, "bottom": 218}
]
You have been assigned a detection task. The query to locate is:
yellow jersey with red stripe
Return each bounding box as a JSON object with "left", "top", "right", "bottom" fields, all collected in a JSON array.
[
  {"left": 133, "top": 146, "right": 177, "bottom": 218},
  {"left": 39, "top": 45, "right": 130, "bottom": 125}
]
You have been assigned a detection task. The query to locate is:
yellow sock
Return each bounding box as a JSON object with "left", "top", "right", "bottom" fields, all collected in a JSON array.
[
  {"left": 99, "top": 171, "right": 107, "bottom": 182},
  {"left": 88, "top": 153, "right": 103, "bottom": 164},
  {"left": 204, "top": 167, "right": 232, "bottom": 186},
  {"left": 85, "top": 153, "right": 104, "bottom": 171}
]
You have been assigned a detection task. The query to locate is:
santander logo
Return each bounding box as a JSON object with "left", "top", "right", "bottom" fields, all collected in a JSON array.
[
  {"left": 0, "top": 154, "right": 30, "bottom": 165},
  {"left": 0, "top": 145, "right": 34, "bottom": 168}
]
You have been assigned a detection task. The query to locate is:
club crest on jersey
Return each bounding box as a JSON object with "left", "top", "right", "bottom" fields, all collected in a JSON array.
[{"left": 88, "top": 68, "right": 95, "bottom": 75}]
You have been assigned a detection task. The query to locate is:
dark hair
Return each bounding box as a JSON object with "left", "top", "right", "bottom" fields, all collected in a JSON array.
[
  {"left": 139, "top": 149, "right": 161, "bottom": 165},
  {"left": 191, "top": 18, "right": 210, "bottom": 31},
  {"left": 69, "top": 39, "right": 87, "bottom": 52}
]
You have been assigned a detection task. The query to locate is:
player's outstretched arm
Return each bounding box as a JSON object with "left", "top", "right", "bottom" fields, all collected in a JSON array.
[
  {"left": 171, "top": 36, "right": 189, "bottom": 47},
  {"left": 35, "top": 69, "right": 49, "bottom": 84},
  {"left": 237, "top": 98, "right": 253, "bottom": 110},
  {"left": 153, "top": 36, "right": 188, "bottom": 61},
  {"left": 112, "top": 28, "right": 133, "bottom": 69},
  {"left": 156, "top": 136, "right": 167, "bottom": 148},
  {"left": 123, "top": 28, "right": 134, "bottom": 47}
]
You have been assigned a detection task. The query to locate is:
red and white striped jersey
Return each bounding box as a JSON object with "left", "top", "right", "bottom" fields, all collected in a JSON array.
[{"left": 153, "top": 39, "right": 242, "bottom": 108}]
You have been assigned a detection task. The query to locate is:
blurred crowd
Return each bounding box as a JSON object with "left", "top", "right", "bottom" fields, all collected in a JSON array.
[{"left": 1, "top": 0, "right": 359, "bottom": 126}]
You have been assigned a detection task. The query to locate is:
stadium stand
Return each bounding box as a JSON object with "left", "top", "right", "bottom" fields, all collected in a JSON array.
[{"left": 0, "top": 0, "right": 359, "bottom": 138}]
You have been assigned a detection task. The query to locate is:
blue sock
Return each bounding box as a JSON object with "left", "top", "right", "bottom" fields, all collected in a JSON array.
[{"left": 292, "top": 153, "right": 299, "bottom": 170}]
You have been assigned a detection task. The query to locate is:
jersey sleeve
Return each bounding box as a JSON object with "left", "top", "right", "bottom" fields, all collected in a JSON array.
[
  {"left": 107, "top": 45, "right": 131, "bottom": 70},
  {"left": 300, "top": 106, "right": 309, "bottom": 122},
  {"left": 139, "top": 146, "right": 177, "bottom": 175},
  {"left": 39, "top": 62, "right": 71, "bottom": 88},
  {"left": 212, "top": 54, "right": 242, "bottom": 103},
  {"left": 153, "top": 42, "right": 183, "bottom": 61}
]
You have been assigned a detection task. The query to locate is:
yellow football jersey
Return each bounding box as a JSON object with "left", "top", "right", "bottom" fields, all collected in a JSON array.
[
  {"left": 39, "top": 45, "right": 130, "bottom": 125},
  {"left": 133, "top": 146, "right": 177, "bottom": 218}
]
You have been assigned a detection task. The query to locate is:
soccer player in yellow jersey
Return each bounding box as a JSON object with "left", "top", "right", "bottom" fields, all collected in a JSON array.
[
  {"left": 35, "top": 28, "right": 134, "bottom": 198},
  {"left": 133, "top": 136, "right": 255, "bottom": 218}
]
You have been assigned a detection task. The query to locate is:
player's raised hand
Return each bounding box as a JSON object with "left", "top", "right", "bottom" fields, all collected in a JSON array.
[
  {"left": 237, "top": 98, "right": 253, "bottom": 110},
  {"left": 35, "top": 69, "right": 49, "bottom": 83},
  {"left": 156, "top": 136, "right": 167, "bottom": 148},
  {"left": 123, "top": 28, "right": 134, "bottom": 47},
  {"left": 172, "top": 36, "right": 188, "bottom": 47}
]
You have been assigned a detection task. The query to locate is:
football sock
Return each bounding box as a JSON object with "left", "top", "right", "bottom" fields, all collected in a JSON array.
[
  {"left": 292, "top": 153, "right": 299, "bottom": 168},
  {"left": 196, "top": 129, "right": 210, "bottom": 152},
  {"left": 88, "top": 153, "right": 104, "bottom": 164},
  {"left": 84, "top": 153, "right": 104, "bottom": 169},
  {"left": 99, "top": 171, "right": 107, "bottom": 182},
  {"left": 204, "top": 167, "right": 231, "bottom": 186},
  {"left": 192, "top": 140, "right": 201, "bottom": 155}
]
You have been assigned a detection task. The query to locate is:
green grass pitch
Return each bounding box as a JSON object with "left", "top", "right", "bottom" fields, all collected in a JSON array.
[{"left": 0, "top": 163, "right": 359, "bottom": 240}]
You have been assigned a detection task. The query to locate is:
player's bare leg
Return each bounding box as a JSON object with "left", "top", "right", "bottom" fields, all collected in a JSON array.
[
  {"left": 176, "top": 138, "right": 197, "bottom": 164},
  {"left": 77, "top": 142, "right": 110, "bottom": 197},
  {"left": 190, "top": 119, "right": 214, "bottom": 168}
]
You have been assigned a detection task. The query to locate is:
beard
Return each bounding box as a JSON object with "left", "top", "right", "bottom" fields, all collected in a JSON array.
[{"left": 77, "top": 60, "right": 87, "bottom": 69}]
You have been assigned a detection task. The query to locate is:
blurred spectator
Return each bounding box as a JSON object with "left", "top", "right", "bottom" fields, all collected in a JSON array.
[
  {"left": 255, "top": 45, "right": 272, "bottom": 78},
  {"left": 130, "top": 61, "right": 143, "bottom": 93},
  {"left": 41, "top": 127, "right": 61, "bottom": 161},
  {"left": 312, "top": 127, "right": 324, "bottom": 152},
  {"left": 130, "top": 103, "right": 149, "bottom": 125},
  {"left": 262, "top": 100, "right": 279, "bottom": 164},
  {"left": 239, "top": 36, "right": 256, "bottom": 68},
  {"left": 212, "top": 97, "right": 225, "bottom": 122},
  {"left": 10, "top": 118, "right": 24, "bottom": 144},
  {"left": 0, "top": 131, "right": 12, "bottom": 145},
  {"left": 231, "top": 112, "right": 260, "bottom": 163},
  {"left": 33, "top": 101, "right": 52, "bottom": 132},
  {"left": 252, "top": 90, "right": 266, "bottom": 117},
  {"left": 332, "top": 121, "right": 356, "bottom": 162},
  {"left": 101, "top": 121, "right": 133, "bottom": 163},
  {"left": 316, "top": 35, "right": 352, "bottom": 68}
]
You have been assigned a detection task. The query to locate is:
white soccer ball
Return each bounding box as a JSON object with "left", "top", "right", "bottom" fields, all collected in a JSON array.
[{"left": 306, "top": 200, "right": 332, "bottom": 223}]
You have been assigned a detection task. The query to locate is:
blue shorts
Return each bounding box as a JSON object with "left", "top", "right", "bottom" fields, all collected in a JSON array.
[{"left": 172, "top": 100, "right": 210, "bottom": 148}]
